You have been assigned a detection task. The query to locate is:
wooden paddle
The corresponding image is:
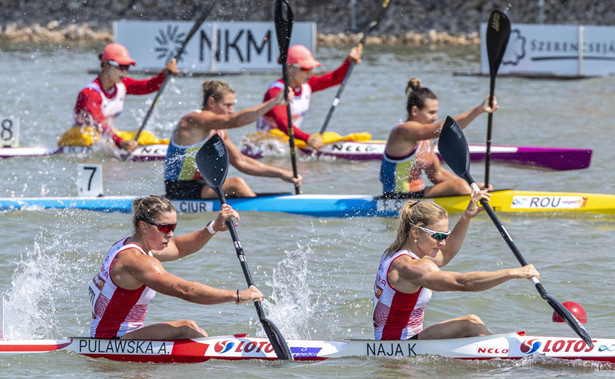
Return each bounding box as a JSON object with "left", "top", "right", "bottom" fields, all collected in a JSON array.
[
  {"left": 274, "top": 0, "right": 300, "bottom": 194},
  {"left": 318, "top": 0, "right": 393, "bottom": 135},
  {"left": 195, "top": 134, "right": 294, "bottom": 360},
  {"left": 123, "top": 0, "right": 218, "bottom": 161},
  {"left": 484, "top": 10, "right": 510, "bottom": 186},
  {"left": 437, "top": 116, "right": 593, "bottom": 347}
]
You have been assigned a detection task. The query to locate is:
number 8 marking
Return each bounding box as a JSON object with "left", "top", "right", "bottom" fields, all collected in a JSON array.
[{"left": 1, "top": 119, "right": 13, "bottom": 141}]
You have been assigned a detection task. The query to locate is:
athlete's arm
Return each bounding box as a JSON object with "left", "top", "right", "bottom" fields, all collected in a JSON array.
[
  {"left": 184, "top": 91, "right": 287, "bottom": 132},
  {"left": 391, "top": 256, "right": 539, "bottom": 293},
  {"left": 116, "top": 251, "right": 263, "bottom": 304},
  {"left": 226, "top": 134, "right": 300, "bottom": 184}
]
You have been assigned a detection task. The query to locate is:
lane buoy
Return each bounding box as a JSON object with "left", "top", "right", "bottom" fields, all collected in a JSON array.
[{"left": 552, "top": 301, "right": 588, "bottom": 324}]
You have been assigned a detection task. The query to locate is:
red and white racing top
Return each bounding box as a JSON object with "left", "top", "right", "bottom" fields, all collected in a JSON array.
[
  {"left": 73, "top": 72, "right": 166, "bottom": 146},
  {"left": 373, "top": 249, "right": 433, "bottom": 340},
  {"left": 89, "top": 237, "right": 157, "bottom": 338},
  {"left": 256, "top": 57, "right": 352, "bottom": 142}
]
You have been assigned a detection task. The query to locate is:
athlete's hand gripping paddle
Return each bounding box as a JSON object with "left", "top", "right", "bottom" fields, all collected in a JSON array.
[{"left": 437, "top": 116, "right": 593, "bottom": 347}]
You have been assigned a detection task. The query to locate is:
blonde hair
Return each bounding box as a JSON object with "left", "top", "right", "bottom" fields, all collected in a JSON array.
[
  {"left": 202, "top": 80, "right": 235, "bottom": 109},
  {"left": 385, "top": 201, "right": 448, "bottom": 255},
  {"left": 132, "top": 195, "right": 175, "bottom": 231}
]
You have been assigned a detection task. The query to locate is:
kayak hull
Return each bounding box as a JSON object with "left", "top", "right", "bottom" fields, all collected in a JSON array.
[
  {"left": 2, "top": 190, "right": 615, "bottom": 217},
  {"left": 2, "top": 333, "right": 615, "bottom": 364}
]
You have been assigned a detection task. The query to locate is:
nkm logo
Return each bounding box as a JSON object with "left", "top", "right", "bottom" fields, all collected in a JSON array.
[{"left": 154, "top": 24, "right": 273, "bottom": 64}]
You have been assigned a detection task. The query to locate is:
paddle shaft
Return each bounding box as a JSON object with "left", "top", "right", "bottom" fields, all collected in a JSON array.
[
  {"left": 318, "top": 0, "right": 392, "bottom": 135},
  {"left": 212, "top": 186, "right": 294, "bottom": 359},
  {"left": 466, "top": 183, "right": 593, "bottom": 346},
  {"left": 282, "top": 66, "right": 301, "bottom": 194},
  {"left": 484, "top": 77, "right": 496, "bottom": 186},
  {"left": 274, "top": 0, "right": 300, "bottom": 194},
  {"left": 123, "top": 0, "right": 217, "bottom": 161}
]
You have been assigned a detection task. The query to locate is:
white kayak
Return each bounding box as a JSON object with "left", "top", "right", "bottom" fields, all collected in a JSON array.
[{"left": 0, "top": 332, "right": 612, "bottom": 364}]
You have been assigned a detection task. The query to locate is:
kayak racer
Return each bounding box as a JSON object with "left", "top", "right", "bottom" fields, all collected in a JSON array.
[{"left": 59, "top": 43, "right": 178, "bottom": 152}]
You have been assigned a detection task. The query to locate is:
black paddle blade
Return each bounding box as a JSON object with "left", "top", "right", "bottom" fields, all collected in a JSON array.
[
  {"left": 486, "top": 10, "right": 511, "bottom": 76},
  {"left": 274, "top": 0, "right": 293, "bottom": 63},
  {"left": 260, "top": 313, "right": 294, "bottom": 360},
  {"left": 195, "top": 133, "right": 229, "bottom": 189},
  {"left": 437, "top": 116, "right": 474, "bottom": 183},
  {"left": 546, "top": 295, "right": 593, "bottom": 347}
]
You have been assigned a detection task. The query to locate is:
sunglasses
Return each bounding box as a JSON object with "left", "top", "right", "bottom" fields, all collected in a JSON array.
[
  {"left": 292, "top": 64, "right": 311, "bottom": 73},
  {"left": 107, "top": 60, "right": 131, "bottom": 71},
  {"left": 140, "top": 218, "right": 177, "bottom": 234},
  {"left": 409, "top": 223, "right": 451, "bottom": 241}
]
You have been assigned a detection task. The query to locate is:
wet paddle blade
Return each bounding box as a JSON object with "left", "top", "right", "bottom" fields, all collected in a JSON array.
[
  {"left": 260, "top": 313, "right": 294, "bottom": 360},
  {"left": 437, "top": 116, "right": 474, "bottom": 183},
  {"left": 274, "top": 0, "right": 293, "bottom": 64},
  {"left": 486, "top": 10, "right": 511, "bottom": 77},
  {"left": 545, "top": 294, "right": 593, "bottom": 346},
  {"left": 196, "top": 133, "right": 229, "bottom": 189}
]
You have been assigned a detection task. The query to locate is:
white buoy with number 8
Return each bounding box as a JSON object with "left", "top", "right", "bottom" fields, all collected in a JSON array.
[{"left": 0, "top": 117, "right": 20, "bottom": 147}]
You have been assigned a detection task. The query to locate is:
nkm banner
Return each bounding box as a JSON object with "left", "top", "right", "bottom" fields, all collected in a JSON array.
[
  {"left": 480, "top": 24, "right": 615, "bottom": 77},
  {"left": 114, "top": 21, "right": 316, "bottom": 73}
]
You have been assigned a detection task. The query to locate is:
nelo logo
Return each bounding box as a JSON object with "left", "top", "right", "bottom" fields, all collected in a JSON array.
[{"left": 214, "top": 340, "right": 235, "bottom": 353}]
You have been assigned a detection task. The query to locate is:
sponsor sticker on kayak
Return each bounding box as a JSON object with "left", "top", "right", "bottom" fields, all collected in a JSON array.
[
  {"left": 511, "top": 196, "right": 587, "bottom": 209},
  {"left": 173, "top": 200, "right": 214, "bottom": 214}
]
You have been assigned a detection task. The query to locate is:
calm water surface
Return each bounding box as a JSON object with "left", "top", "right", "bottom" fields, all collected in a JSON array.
[{"left": 1, "top": 41, "right": 615, "bottom": 377}]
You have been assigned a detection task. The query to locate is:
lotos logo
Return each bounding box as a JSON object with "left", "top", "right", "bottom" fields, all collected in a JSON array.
[
  {"left": 214, "top": 340, "right": 235, "bottom": 353},
  {"left": 520, "top": 339, "right": 542, "bottom": 354}
]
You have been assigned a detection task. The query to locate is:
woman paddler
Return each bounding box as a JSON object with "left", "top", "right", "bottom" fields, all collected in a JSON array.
[
  {"left": 89, "top": 195, "right": 262, "bottom": 339},
  {"left": 380, "top": 78, "right": 495, "bottom": 197},
  {"left": 256, "top": 44, "right": 363, "bottom": 150},
  {"left": 373, "top": 190, "right": 540, "bottom": 340},
  {"left": 59, "top": 43, "right": 178, "bottom": 153}
]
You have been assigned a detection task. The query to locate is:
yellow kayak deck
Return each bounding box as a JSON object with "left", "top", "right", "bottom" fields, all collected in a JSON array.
[{"left": 430, "top": 189, "right": 615, "bottom": 215}]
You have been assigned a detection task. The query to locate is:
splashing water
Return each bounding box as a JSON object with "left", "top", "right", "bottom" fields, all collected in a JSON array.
[
  {"left": 3, "top": 240, "right": 68, "bottom": 339},
  {"left": 2, "top": 212, "right": 104, "bottom": 339},
  {"left": 263, "top": 244, "right": 315, "bottom": 339}
]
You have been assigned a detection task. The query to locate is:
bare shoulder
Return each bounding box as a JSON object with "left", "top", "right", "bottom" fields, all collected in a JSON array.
[
  {"left": 392, "top": 256, "right": 439, "bottom": 278},
  {"left": 114, "top": 248, "right": 159, "bottom": 271}
]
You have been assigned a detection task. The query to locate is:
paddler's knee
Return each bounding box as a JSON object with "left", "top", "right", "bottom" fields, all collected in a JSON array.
[
  {"left": 223, "top": 177, "right": 256, "bottom": 198},
  {"left": 463, "top": 314, "right": 490, "bottom": 336},
  {"left": 177, "top": 319, "right": 208, "bottom": 338}
]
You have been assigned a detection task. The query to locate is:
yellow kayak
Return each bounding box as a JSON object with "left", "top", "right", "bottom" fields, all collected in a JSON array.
[{"left": 429, "top": 189, "right": 615, "bottom": 215}]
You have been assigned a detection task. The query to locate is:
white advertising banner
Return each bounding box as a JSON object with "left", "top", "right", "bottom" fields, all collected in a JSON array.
[
  {"left": 114, "top": 21, "right": 316, "bottom": 73},
  {"left": 480, "top": 23, "right": 615, "bottom": 77}
]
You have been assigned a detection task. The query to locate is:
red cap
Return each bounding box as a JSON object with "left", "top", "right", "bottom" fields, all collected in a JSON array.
[
  {"left": 101, "top": 43, "right": 136, "bottom": 66},
  {"left": 287, "top": 45, "right": 321, "bottom": 70},
  {"left": 552, "top": 301, "right": 588, "bottom": 324}
]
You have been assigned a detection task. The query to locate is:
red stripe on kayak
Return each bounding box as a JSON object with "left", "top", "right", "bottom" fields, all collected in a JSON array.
[
  {"left": 171, "top": 340, "right": 209, "bottom": 359},
  {"left": 0, "top": 340, "right": 71, "bottom": 352}
]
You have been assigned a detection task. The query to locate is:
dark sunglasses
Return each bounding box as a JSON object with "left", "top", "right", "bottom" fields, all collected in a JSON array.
[
  {"left": 292, "top": 64, "right": 311, "bottom": 73},
  {"left": 108, "top": 60, "right": 131, "bottom": 71},
  {"left": 410, "top": 222, "right": 451, "bottom": 241},
  {"left": 140, "top": 218, "right": 177, "bottom": 234}
]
